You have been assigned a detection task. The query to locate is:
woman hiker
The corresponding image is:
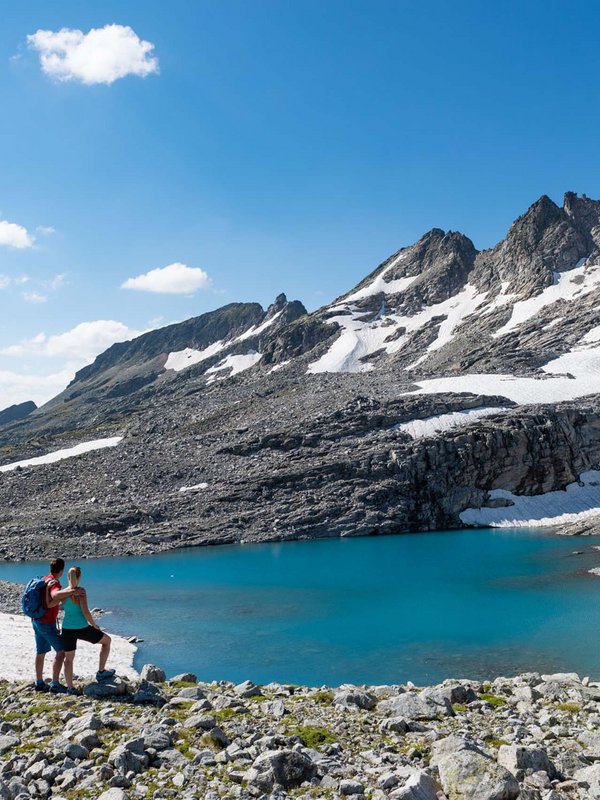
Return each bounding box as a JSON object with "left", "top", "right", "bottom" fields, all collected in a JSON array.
[{"left": 62, "top": 565, "right": 115, "bottom": 694}]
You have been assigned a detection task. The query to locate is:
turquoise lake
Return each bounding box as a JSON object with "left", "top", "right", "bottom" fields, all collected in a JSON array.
[{"left": 2, "top": 529, "right": 600, "bottom": 686}]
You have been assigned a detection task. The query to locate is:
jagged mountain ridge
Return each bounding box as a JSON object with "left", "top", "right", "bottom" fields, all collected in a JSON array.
[{"left": 1, "top": 191, "right": 600, "bottom": 559}]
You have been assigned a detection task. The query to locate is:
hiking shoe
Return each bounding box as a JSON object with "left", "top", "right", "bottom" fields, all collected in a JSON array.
[
  {"left": 66, "top": 687, "right": 82, "bottom": 696},
  {"left": 34, "top": 681, "right": 50, "bottom": 693},
  {"left": 96, "top": 669, "right": 116, "bottom": 681},
  {"left": 49, "top": 682, "right": 68, "bottom": 694}
]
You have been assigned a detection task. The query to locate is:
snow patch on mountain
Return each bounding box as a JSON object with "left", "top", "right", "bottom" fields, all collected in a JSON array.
[
  {"left": 205, "top": 351, "right": 262, "bottom": 384},
  {"left": 493, "top": 262, "right": 600, "bottom": 337},
  {"left": 460, "top": 470, "right": 600, "bottom": 527},
  {"left": 237, "top": 310, "right": 283, "bottom": 341},
  {"left": 165, "top": 342, "right": 225, "bottom": 372},
  {"left": 394, "top": 407, "right": 508, "bottom": 439},
  {"left": 308, "top": 283, "right": 489, "bottom": 374},
  {"left": 179, "top": 483, "right": 208, "bottom": 493},
  {"left": 0, "top": 437, "right": 122, "bottom": 473}
]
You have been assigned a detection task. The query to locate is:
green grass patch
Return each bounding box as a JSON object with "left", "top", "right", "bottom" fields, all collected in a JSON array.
[
  {"left": 556, "top": 702, "right": 581, "bottom": 713},
  {"left": 169, "top": 680, "right": 198, "bottom": 689},
  {"left": 289, "top": 725, "right": 336, "bottom": 748},
  {"left": 311, "top": 690, "right": 334, "bottom": 706},
  {"left": 214, "top": 707, "right": 238, "bottom": 722},
  {"left": 483, "top": 735, "right": 509, "bottom": 748},
  {"left": 479, "top": 692, "right": 506, "bottom": 708},
  {"left": 452, "top": 703, "right": 467, "bottom": 713}
]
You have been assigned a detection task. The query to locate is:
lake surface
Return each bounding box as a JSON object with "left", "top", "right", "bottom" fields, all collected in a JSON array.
[{"left": 2, "top": 529, "right": 600, "bottom": 686}]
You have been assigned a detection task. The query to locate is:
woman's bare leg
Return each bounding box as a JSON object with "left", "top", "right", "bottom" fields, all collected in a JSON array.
[
  {"left": 98, "top": 634, "right": 111, "bottom": 672},
  {"left": 64, "top": 651, "right": 76, "bottom": 689}
]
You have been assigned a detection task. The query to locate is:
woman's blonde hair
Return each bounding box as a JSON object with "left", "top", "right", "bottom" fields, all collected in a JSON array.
[{"left": 68, "top": 566, "right": 81, "bottom": 588}]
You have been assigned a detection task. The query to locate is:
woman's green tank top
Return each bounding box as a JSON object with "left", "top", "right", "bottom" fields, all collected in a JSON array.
[{"left": 62, "top": 596, "right": 88, "bottom": 629}]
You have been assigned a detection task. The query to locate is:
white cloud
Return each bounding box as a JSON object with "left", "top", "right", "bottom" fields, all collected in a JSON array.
[
  {"left": 0, "top": 365, "right": 77, "bottom": 409},
  {"left": 15, "top": 275, "right": 30, "bottom": 285},
  {"left": 0, "top": 320, "right": 149, "bottom": 408},
  {"left": 36, "top": 225, "right": 55, "bottom": 235},
  {"left": 0, "top": 275, "right": 10, "bottom": 289},
  {"left": 27, "top": 24, "right": 159, "bottom": 85},
  {"left": 0, "top": 219, "right": 35, "bottom": 249},
  {"left": 1, "top": 320, "right": 144, "bottom": 361},
  {"left": 122, "top": 262, "right": 211, "bottom": 295},
  {"left": 23, "top": 291, "right": 47, "bottom": 304}
]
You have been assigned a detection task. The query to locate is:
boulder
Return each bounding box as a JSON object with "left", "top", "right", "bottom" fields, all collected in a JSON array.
[
  {"left": 132, "top": 680, "right": 166, "bottom": 706},
  {"left": 171, "top": 673, "right": 197, "bottom": 683},
  {"left": 140, "top": 664, "right": 166, "bottom": 683},
  {"left": 436, "top": 750, "right": 520, "bottom": 800},
  {"left": 497, "top": 744, "right": 556, "bottom": 777},
  {"left": 141, "top": 725, "right": 172, "bottom": 752},
  {"left": 389, "top": 770, "right": 439, "bottom": 800},
  {"left": 246, "top": 749, "right": 317, "bottom": 791},
  {"left": 84, "top": 676, "right": 129, "bottom": 698},
  {"left": 108, "top": 743, "right": 148, "bottom": 776},
  {"left": 334, "top": 688, "right": 377, "bottom": 710},
  {"left": 234, "top": 680, "right": 262, "bottom": 698},
  {"left": 340, "top": 779, "right": 365, "bottom": 795},
  {"left": 177, "top": 686, "right": 206, "bottom": 699},
  {"left": 97, "top": 790, "right": 130, "bottom": 800},
  {"left": 183, "top": 714, "right": 216, "bottom": 730},
  {"left": 378, "top": 691, "right": 453, "bottom": 720},
  {"left": 0, "top": 736, "right": 18, "bottom": 755}
]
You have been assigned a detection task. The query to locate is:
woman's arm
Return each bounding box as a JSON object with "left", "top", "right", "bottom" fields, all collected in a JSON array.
[{"left": 79, "top": 589, "right": 98, "bottom": 628}]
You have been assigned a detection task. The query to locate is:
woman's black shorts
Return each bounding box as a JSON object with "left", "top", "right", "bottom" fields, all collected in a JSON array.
[{"left": 62, "top": 625, "right": 104, "bottom": 652}]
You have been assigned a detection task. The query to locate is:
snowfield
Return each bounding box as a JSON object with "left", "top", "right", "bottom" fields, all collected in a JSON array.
[
  {"left": 0, "top": 437, "right": 123, "bottom": 473},
  {"left": 205, "top": 351, "right": 262, "bottom": 383},
  {"left": 165, "top": 342, "right": 225, "bottom": 372},
  {"left": 493, "top": 262, "right": 600, "bottom": 337},
  {"left": 394, "top": 407, "right": 508, "bottom": 439},
  {"left": 308, "top": 282, "right": 490, "bottom": 374},
  {"left": 460, "top": 470, "right": 600, "bottom": 528}
]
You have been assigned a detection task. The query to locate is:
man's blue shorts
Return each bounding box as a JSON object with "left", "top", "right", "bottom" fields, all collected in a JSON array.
[{"left": 32, "top": 620, "right": 64, "bottom": 655}]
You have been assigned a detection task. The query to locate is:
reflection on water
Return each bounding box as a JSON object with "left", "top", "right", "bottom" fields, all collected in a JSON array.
[{"left": 1, "top": 528, "right": 600, "bottom": 685}]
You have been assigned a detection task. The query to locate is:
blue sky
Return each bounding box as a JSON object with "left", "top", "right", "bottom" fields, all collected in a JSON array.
[{"left": 1, "top": 0, "right": 600, "bottom": 407}]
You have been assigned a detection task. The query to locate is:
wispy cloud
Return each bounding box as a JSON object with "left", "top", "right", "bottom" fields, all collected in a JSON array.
[
  {"left": 122, "top": 262, "right": 211, "bottom": 295},
  {"left": 23, "top": 291, "right": 47, "bottom": 304},
  {"left": 36, "top": 225, "right": 55, "bottom": 236},
  {"left": 0, "top": 218, "right": 35, "bottom": 249},
  {"left": 27, "top": 24, "right": 159, "bottom": 85}
]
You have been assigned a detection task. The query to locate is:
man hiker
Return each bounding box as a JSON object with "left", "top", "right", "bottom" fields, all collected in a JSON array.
[{"left": 33, "top": 558, "right": 85, "bottom": 693}]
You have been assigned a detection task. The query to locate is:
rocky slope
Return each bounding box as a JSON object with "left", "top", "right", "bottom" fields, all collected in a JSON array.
[
  {"left": 2, "top": 665, "right": 600, "bottom": 800},
  {"left": 1, "top": 192, "right": 600, "bottom": 557}
]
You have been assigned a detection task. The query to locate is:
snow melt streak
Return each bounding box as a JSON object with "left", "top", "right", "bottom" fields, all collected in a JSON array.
[
  {"left": 0, "top": 437, "right": 123, "bottom": 473},
  {"left": 460, "top": 470, "right": 600, "bottom": 527}
]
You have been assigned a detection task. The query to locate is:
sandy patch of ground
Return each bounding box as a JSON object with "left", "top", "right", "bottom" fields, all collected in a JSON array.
[{"left": 0, "top": 611, "right": 138, "bottom": 682}]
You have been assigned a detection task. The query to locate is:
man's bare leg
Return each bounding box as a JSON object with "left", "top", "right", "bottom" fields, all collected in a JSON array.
[
  {"left": 35, "top": 653, "right": 45, "bottom": 682},
  {"left": 52, "top": 651, "right": 65, "bottom": 683}
]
